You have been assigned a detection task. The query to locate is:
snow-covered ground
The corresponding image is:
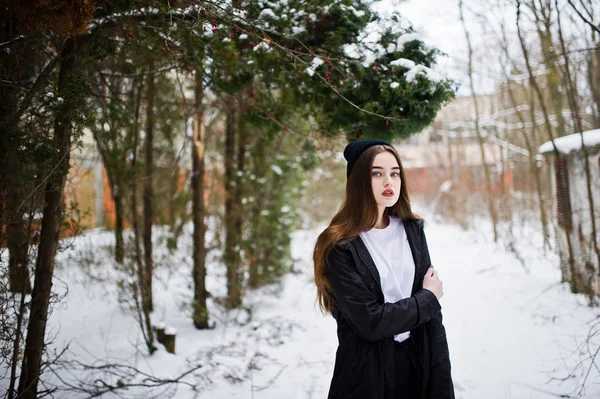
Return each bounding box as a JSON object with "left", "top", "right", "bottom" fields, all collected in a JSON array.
[{"left": 3, "top": 208, "right": 600, "bottom": 398}]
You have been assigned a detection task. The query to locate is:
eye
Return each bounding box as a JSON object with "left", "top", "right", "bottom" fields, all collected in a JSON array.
[
  {"left": 372, "top": 171, "right": 382, "bottom": 177},
  {"left": 391, "top": 172, "right": 400, "bottom": 177}
]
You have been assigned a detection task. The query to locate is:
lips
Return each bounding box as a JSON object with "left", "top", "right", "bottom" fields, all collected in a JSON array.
[{"left": 382, "top": 190, "right": 394, "bottom": 197}]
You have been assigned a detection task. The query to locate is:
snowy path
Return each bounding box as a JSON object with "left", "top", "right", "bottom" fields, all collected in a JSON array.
[
  {"left": 6, "top": 216, "right": 599, "bottom": 398},
  {"left": 223, "top": 217, "right": 600, "bottom": 399}
]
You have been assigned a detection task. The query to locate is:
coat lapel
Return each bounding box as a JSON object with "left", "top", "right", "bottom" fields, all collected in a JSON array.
[{"left": 349, "top": 236, "right": 383, "bottom": 296}]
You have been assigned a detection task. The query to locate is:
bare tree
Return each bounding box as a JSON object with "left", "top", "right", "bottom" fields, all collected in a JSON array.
[
  {"left": 516, "top": 0, "right": 580, "bottom": 291},
  {"left": 459, "top": 0, "right": 499, "bottom": 242},
  {"left": 498, "top": 20, "right": 552, "bottom": 249}
]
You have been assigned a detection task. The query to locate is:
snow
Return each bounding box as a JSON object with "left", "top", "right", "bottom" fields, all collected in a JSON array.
[
  {"left": 390, "top": 58, "right": 416, "bottom": 69},
  {"left": 253, "top": 42, "right": 271, "bottom": 52},
  {"left": 538, "top": 129, "right": 600, "bottom": 155},
  {"left": 305, "top": 57, "right": 326, "bottom": 77},
  {"left": 165, "top": 327, "right": 177, "bottom": 335},
  {"left": 2, "top": 205, "right": 598, "bottom": 398},
  {"left": 258, "top": 8, "right": 279, "bottom": 20},
  {"left": 310, "top": 57, "right": 325, "bottom": 68},
  {"left": 291, "top": 26, "right": 306, "bottom": 35},
  {"left": 340, "top": 4, "right": 366, "bottom": 17},
  {"left": 406, "top": 64, "right": 443, "bottom": 84},
  {"left": 270, "top": 165, "right": 283, "bottom": 175}
]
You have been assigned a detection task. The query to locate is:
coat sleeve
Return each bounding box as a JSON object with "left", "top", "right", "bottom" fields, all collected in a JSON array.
[
  {"left": 421, "top": 226, "right": 455, "bottom": 399},
  {"left": 325, "top": 244, "right": 441, "bottom": 342}
]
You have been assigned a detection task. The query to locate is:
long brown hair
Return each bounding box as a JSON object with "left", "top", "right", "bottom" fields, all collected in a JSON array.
[{"left": 313, "top": 144, "right": 420, "bottom": 313}]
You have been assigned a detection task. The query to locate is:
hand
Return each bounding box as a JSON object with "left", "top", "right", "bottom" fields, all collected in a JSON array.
[{"left": 423, "top": 267, "right": 444, "bottom": 300}]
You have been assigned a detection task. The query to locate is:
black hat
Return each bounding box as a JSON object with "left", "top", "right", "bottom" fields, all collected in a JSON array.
[{"left": 343, "top": 139, "right": 391, "bottom": 178}]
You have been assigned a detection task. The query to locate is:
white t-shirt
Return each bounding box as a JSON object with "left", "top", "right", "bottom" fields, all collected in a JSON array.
[{"left": 359, "top": 217, "right": 415, "bottom": 343}]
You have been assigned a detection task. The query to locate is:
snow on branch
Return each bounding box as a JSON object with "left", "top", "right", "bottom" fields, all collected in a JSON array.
[{"left": 88, "top": 7, "right": 160, "bottom": 30}]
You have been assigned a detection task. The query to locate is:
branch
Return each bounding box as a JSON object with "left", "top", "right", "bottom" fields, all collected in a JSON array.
[
  {"left": 567, "top": 0, "right": 600, "bottom": 35},
  {"left": 12, "top": 55, "right": 60, "bottom": 125},
  {"left": 97, "top": 65, "right": 177, "bottom": 78},
  {"left": 0, "top": 35, "right": 25, "bottom": 49},
  {"left": 49, "top": 358, "right": 203, "bottom": 398}
]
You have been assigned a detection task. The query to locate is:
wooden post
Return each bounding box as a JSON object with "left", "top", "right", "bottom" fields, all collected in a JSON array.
[
  {"left": 163, "top": 327, "right": 176, "bottom": 354},
  {"left": 154, "top": 322, "right": 165, "bottom": 345}
]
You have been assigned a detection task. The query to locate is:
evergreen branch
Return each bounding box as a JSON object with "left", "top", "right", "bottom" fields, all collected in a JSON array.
[{"left": 201, "top": 7, "right": 406, "bottom": 122}]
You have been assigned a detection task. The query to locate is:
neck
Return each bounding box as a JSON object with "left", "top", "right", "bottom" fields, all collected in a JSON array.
[{"left": 374, "top": 208, "right": 389, "bottom": 229}]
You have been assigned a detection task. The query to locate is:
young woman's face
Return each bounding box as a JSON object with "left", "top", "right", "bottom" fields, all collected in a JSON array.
[{"left": 370, "top": 151, "right": 401, "bottom": 210}]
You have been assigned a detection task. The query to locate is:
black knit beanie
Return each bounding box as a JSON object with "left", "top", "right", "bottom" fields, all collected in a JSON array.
[{"left": 343, "top": 139, "right": 391, "bottom": 178}]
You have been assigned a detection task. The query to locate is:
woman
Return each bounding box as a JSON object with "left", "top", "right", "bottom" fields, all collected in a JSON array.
[{"left": 313, "top": 139, "right": 454, "bottom": 399}]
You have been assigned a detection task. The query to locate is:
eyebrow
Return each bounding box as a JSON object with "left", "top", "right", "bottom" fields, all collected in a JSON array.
[{"left": 372, "top": 166, "right": 400, "bottom": 169}]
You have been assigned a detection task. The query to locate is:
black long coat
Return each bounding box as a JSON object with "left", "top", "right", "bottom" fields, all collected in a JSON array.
[{"left": 325, "top": 219, "right": 454, "bottom": 399}]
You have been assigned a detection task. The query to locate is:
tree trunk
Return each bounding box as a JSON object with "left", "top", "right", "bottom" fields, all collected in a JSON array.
[
  {"left": 192, "top": 69, "right": 209, "bottom": 329},
  {"left": 517, "top": 0, "right": 575, "bottom": 285},
  {"left": 17, "top": 36, "right": 79, "bottom": 399},
  {"left": 114, "top": 184, "right": 124, "bottom": 264},
  {"left": 498, "top": 21, "right": 552, "bottom": 249},
  {"left": 7, "top": 288, "right": 27, "bottom": 399},
  {"left": 234, "top": 99, "right": 246, "bottom": 270},
  {"left": 5, "top": 151, "right": 31, "bottom": 294},
  {"left": 510, "top": 85, "right": 551, "bottom": 250},
  {"left": 130, "top": 78, "right": 155, "bottom": 354},
  {"left": 247, "top": 136, "right": 265, "bottom": 288},
  {"left": 90, "top": 124, "right": 124, "bottom": 264},
  {"left": 459, "top": 0, "right": 499, "bottom": 242},
  {"left": 0, "top": 2, "right": 21, "bottom": 266},
  {"left": 530, "top": 1, "right": 567, "bottom": 138},
  {"left": 143, "top": 65, "right": 155, "bottom": 313},
  {"left": 588, "top": 46, "right": 600, "bottom": 128},
  {"left": 225, "top": 95, "right": 242, "bottom": 308}
]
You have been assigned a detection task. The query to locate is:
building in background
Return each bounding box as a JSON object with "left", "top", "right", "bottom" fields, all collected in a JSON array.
[
  {"left": 539, "top": 129, "right": 600, "bottom": 296},
  {"left": 398, "top": 94, "right": 525, "bottom": 203}
]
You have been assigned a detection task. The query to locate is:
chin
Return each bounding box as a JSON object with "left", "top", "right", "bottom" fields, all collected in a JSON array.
[{"left": 386, "top": 198, "right": 399, "bottom": 206}]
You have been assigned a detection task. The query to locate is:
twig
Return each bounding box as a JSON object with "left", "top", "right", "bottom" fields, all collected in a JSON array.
[{"left": 567, "top": 0, "right": 600, "bottom": 35}]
